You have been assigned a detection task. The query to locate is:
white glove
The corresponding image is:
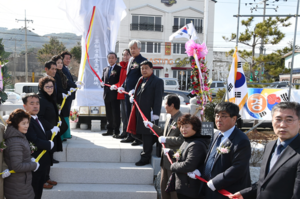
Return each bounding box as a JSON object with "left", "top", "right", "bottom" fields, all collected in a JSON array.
[
  {"left": 1, "top": 169, "right": 11, "bottom": 179},
  {"left": 31, "top": 157, "right": 36, "bottom": 162},
  {"left": 110, "top": 85, "right": 117, "bottom": 90},
  {"left": 163, "top": 148, "right": 170, "bottom": 155},
  {"left": 151, "top": 114, "right": 160, "bottom": 121},
  {"left": 118, "top": 87, "right": 125, "bottom": 94},
  {"left": 51, "top": 126, "right": 60, "bottom": 135},
  {"left": 62, "top": 93, "right": 68, "bottom": 99},
  {"left": 34, "top": 162, "right": 40, "bottom": 172},
  {"left": 70, "top": 87, "right": 77, "bottom": 92},
  {"left": 50, "top": 141, "right": 54, "bottom": 150},
  {"left": 129, "top": 96, "right": 134, "bottom": 103},
  {"left": 76, "top": 84, "right": 82, "bottom": 89},
  {"left": 187, "top": 169, "right": 201, "bottom": 179},
  {"left": 100, "top": 82, "right": 105, "bottom": 87},
  {"left": 128, "top": 89, "right": 135, "bottom": 96},
  {"left": 58, "top": 121, "right": 62, "bottom": 127},
  {"left": 68, "top": 91, "right": 71, "bottom": 96},
  {"left": 76, "top": 81, "right": 84, "bottom": 85},
  {"left": 143, "top": 121, "right": 153, "bottom": 128},
  {"left": 158, "top": 136, "right": 166, "bottom": 144}
]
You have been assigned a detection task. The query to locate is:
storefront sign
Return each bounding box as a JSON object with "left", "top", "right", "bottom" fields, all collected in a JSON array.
[
  {"left": 165, "top": 42, "right": 171, "bottom": 55},
  {"left": 175, "top": 57, "right": 190, "bottom": 67},
  {"left": 165, "top": 74, "right": 169, "bottom": 77},
  {"left": 146, "top": 57, "right": 190, "bottom": 67},
  {"left": 161, "top": 0, "right": 177, "bottom": 6}
]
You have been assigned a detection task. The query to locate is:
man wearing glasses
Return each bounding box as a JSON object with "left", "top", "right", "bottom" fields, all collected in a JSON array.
[
  {"left": 189, "top": 102, "right": 251, "bottom": 199},
  {"left": 230, "top": 102, "right": 300, "bottom": 199}
]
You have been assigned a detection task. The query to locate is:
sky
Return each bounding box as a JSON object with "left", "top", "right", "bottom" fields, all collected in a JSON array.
[{"left": 0, "top": 0, "right": 299, "bottom": 53}]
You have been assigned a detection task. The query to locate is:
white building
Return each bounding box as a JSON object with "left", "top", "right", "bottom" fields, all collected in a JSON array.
[
  {"left": 116, "top": 0, "right": 216, "bottom": 90},
  {"left": 279, "top": 50, "right": 300, "bottom": 83}
]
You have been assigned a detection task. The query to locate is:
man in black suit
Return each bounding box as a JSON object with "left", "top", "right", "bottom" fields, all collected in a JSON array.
[
  {"left": 101, "top": 52, "right": 121, "bottom": 137},
  {"left": 117, "top": 40, "right": 147, "bottom": 145},
  {"left": 127, "top": 60, "right": 164, "bottom": 166},
  {"left": 23, "top": 93, "right": 59, "bottom": 199},
  {"left": 190, "top": 102, "right": 251, "bottom": 199},
  {"left": 231, "top": 102, "right": 300, "bottom": 199}
]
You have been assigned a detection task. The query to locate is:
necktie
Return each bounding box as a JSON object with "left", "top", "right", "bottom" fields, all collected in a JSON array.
[
  {"left": 35, "top": 118, "right": 42, "bottom": 129},
  {"left": 269, "top": 144, "right": 284, "bottom": 172},
  {"left": 203, "top": 133, "right": 224, "bottom": 179},
  {"left": 167, "top": 118, "right": 173, "bottom": 132},
  {"left": 108, "top": 67, "right": 112, "bottom": 77}
]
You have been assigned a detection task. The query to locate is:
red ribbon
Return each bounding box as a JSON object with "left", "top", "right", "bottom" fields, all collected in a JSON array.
[{"left": 83, "top": 6, "right": 232, "bottom": 197}]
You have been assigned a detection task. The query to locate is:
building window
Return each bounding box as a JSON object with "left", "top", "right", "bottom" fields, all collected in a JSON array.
[
  {"left": 131, "top": 15, "right": 163, "bottom": 32},
  {"left": 173, "top": 17, "right": 202, "bottom": 33},
  {"left": 141, "top": 42, "right": 161, "bottom": 53},
  {"left": 154, "top": 69, "right": 160, "bottom": 77},
  {"left": 173, "top": 43, "right": 185, "bottom": 54}
]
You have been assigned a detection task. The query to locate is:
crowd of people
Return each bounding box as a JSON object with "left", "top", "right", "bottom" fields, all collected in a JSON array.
[
  {"left": 1, "top": 39, "right": 300, "bottom": 199},
  {"left": 1, "top": 51, "right": 80, "bottom": 199}
]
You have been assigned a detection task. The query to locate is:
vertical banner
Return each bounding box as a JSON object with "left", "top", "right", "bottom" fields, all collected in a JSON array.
[{"left": 165, "top": 42, "right": 171, "bottom": 55}]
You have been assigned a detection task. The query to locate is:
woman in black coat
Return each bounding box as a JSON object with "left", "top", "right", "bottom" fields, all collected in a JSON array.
[
  {"left": 37, "top": 76, "right": 62, "bottom": 188},
  {"left": 52, "top": 55, "right": 71, "bottom": 141},
  {"left": 165, "top": 114, "right": 211, "bottom": 199}
]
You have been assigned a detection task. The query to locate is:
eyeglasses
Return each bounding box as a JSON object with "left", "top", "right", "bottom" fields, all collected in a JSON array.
[
  {"left": 45, "top": 86, "right": 54, "bottom": 90},
  {"left": 215, "top": 115, "right": 230, "bottom": 120},
  {"left": 274, "top": 119, "right": 297, "bottom": 125}
]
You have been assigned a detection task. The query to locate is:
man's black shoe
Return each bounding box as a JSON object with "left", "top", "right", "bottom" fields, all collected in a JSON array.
[
  {"left": 120, "top": 137, "right": 135, "bottom": 143},
  {"left": 113, "top": 134, "right": 120, "bottom": 138},
  {"left": 102, "top": 132, "right": 113, "bottom": 136},
  {"left": 116, "top": 133, "right": 127, "bottom": 139},
  {"left": 131, "top": 140, "right": 142, "bottom": 146},
  {"left": 135, "top": 159, "right": 150, "bottom": 166},
  {"left": 53, "top": 159, "right": 59, "bottom": 164}
]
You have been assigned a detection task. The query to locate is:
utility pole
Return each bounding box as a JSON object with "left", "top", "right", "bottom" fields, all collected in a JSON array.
[{"left": 16, "top": 10, "right": 33, "bottom": 82}]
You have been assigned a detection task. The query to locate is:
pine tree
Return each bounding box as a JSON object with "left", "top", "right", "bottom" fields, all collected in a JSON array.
[
  {"left": 223, "top": 17, "right": 291, "bottom": 82},
  {"left": 37, "top": 37, "right": 66, "bottom": 65}
]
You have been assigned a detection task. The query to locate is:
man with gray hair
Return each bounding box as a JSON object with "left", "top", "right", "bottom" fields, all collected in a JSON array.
[
  {"left": 230, "top": 102, "right": 300, "bottom": 199},
  {"left": 117, "top": 40, "right": 147, "bottom": 145}
]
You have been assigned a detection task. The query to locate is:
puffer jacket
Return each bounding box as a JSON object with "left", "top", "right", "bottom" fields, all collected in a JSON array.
[
  {"left": 3, "top": 125, "right": 37, "bottom": 199},
  {"left": 170, "top": 135, "right": 211, "bottom": 199}
]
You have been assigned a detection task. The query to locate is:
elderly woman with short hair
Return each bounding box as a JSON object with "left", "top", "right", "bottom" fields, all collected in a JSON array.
[
  {"left": 2, "top": 109, "right": 39, "bottom": 199},
  {"left": 164, "top": 114, "right": 210, "bottom": 199}
]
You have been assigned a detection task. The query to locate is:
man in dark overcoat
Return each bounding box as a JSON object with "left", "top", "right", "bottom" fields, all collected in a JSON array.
[{"left": 127, "top": 60, "right": 164, "bottom": 166}]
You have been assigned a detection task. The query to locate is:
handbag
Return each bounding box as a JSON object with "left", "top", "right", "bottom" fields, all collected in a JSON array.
[{"left": 165, "top": 172, "right": 176, "bottom": 193}]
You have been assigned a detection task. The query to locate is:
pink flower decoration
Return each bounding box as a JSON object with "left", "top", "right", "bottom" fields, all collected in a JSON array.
[
  {"left": 171, "top": 126, "right": 176, "bottom": 129},
  {"left": 191, "top": 90, "right": 195, "bottom": 95},
  {"left": 220, "top": 148, "right": 229, "bottom": 153},
  {"left": 185, "top": 40, "right": 208, "bottom": 58},
  {"left": 174, "top": 152, "right": 180, "bottom": 160},
  {"left": 204, "top": 86, "right": 209, "bottom": 91}
]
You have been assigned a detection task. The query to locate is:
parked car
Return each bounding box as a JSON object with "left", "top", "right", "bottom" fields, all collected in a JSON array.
[
  {"left": 163, "top": 90, "right": 191, "bottom": 105},
  {"left": 14, "top": 82, "right": 39, "bottom": 95},
  {"left": 5, "top": 91, "right": 22, "bottom": 101},
  {"left": 161, "top": 78, "right": 179, "bottom": 90},
  {"left": 210, "top": 81, "right": 225, "bottom": 97},
  {"left": 267, "top": 81, "right": 289, "bottom": 88}
]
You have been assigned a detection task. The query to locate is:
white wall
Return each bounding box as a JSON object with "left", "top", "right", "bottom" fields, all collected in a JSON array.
[{"left": 285, "top": 53, "right": 300, "bottom": 69}]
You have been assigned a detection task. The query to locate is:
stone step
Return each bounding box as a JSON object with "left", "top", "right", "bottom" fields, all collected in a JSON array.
[
  {"left": 42, "top": 184, "right": 157, "bottom": 199},
  {"left": 50, "top": 162, "right": 154, "bottom": 184},
  {"left": 54, "top": 135, "right": 158, "bottom": 163}
]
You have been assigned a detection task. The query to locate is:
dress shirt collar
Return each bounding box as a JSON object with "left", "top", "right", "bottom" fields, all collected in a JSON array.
[
  {"left": 109, "top": 63, "right": 116, "bottom": 70},
  {"left": 277, "top": 133, "right": 299, "bottom": 150},
  {"left": 219, "top": 125, "right": 235, "bottom": 145},
  {"left": 31, "top": 115, "right": 38, "bottom": 120}
]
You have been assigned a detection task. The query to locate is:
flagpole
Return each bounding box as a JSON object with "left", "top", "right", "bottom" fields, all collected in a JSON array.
[{"left": 236, "top": 0, "right": 241, "bottom": 47}]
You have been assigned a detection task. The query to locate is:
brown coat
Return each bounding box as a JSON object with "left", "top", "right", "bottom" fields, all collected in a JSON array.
[
  {"left": 3, "top": 125, "right": 37, "bottom": 199},
  {"left": 152, "top": 111, "right": 184, "bottom": 170}
]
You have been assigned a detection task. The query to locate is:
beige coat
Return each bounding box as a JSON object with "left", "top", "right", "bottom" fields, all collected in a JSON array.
[{"left": 152, "top": 111, "right": 184, "bottom": 170}]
